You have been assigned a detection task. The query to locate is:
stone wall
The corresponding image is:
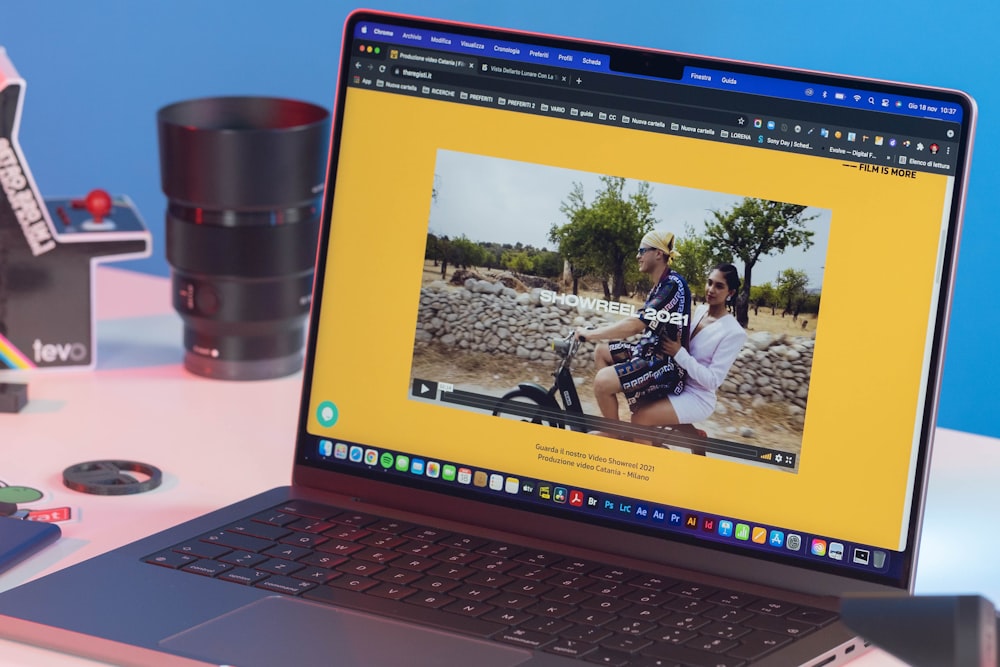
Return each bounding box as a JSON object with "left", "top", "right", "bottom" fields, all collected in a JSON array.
[{"left": 415, "top": 279, "right": 813, "bottom": 411}]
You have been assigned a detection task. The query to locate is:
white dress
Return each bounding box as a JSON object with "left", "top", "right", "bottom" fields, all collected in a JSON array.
[{"left": 668, "top": 304, "right": 747, "bottom": 423}]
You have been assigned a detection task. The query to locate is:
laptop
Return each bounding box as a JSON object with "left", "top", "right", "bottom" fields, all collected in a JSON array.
[{"left": 0, "top": 9, "right": 976, "bottom": 667}]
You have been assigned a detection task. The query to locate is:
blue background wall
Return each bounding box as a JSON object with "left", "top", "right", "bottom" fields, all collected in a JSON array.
[{"left": 1, "top": 1, "right": 996, "bottom": 438}]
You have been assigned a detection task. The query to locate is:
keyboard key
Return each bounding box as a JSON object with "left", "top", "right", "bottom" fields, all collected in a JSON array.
[
  {"left": 368, "top": 583, "right": 419, "bottom": 601},
  {"left": 566, "top": 609, "right": 617, "bottom": 627},
  {"left": 661, "top": 613, "right": 711, "bottom": 632},
  {"left": 375, "top": 568, "right": 424, "bottom": 586},
  {"left": 337, "top": 560, "right": 386, "bottom": 578},
  {"left": 402, "top": 527, "right": 452, "bottom": 542},
  {"left": 607, "top": 619, "right": 658, "bottom": 636},
  {"left": 629, "top": 574, "right": 678, "bottom": 591},
  {"left": 258, "top": 558, "right": 304, "bottom": 576},
  {"left": 643, "top": 626, "right": 696, "bottom": 645},
  {"left": 323, "top": 526, "right": 371, "bottom": 542},
  {"left": 440, "top": 535, "right": 489, "bottom": 551},
  {"left": 482, "top": 608, "right": 534, "bottom": 626},
  {"left": 745, "top": 613, "right": 815, "bottom": 638},
  {"left": 368, "top": 518, "right": 416, "bottom": 534},
  {"left": 200, "top": 530, "right": 273, "bottom": 553},
  {"left": 299, "top": 552, "right": 347, "bottom": 569},
  {"left": 544, "top": 639, "right": 598, "bottom": 659},
  {"left": 554, "top": 558, "right": 601, "bottom": 575},
  {"left": 701, "top": 621, "right": 752, "bottom": 640},
  {"left": 263, "top": 544, "right": 312, "bottom": 561},
  {"left": 317, "top": 539, "right": 365, "bottom": 556},
  {"left": 224, "top": 521, "right": 292, "bottom": 541},
  {"left": 250, "top": 510, "right": 299, "bottom": 526},
  {"left": 145, "top": 551, "right": 198, "bottom": 569},
  {"left": 335, "top": 511, "right": 380, "bottom": 528},
  {"left": 685, "top": 636, "right": 739, "bottom": 653},
  {"left": 274, "top": 500, "right": 339, "bottom": 520},
  {"left": 292, "top": 566, "right": 341, "bottom": 585},
  {"left": 745, "top": 599, "right": 796, "bottom": 616},
  {"left": 413, "top": 577, "right": 461, "bottom": 594},
  {"left": 406, "top": 592, "right": 456, "bottom": 610},
  {"left": 582, "top": 647, "right": 630, "bottom": 666},
  {"left": 669, "top": 582, "right": 718, "bottom": 599},
  {"left": 601, "top": 634, "right": 653, "bottom": 654},
  {"left": 280, "top": 532, "right": 329, "bottom": 549},
  {"left": 560, "top": 625, "right": 613, "bottom": 643},
  {"left": 443, "top": 599, "right": 495, "bottom": 618},
  {"left": 589, "top": 566, "right": 639, "bottom": 584},
  {"left": 786, "top": 607, "right": 838, "bottom": 626},
  {"left": 725, "top": 629, "right": 792, "bottom": 661},
  {"left": 515, "top": 550, "right": 564, "bottom": 567},
  {"left": 355, "top": 547, "right": 401, "bottom": 565},
  {"left": 219, "top": 567, "right": 270, "bottom": 585},
  {"left": 620, "top": 606, "right": 667, "bottom": 623},
  {"left": 476, "top": 541, "right": 526, "bottom": 559},
  {"left": 360, "top": 533, "right": 409, "bottom": 550},
  {"left": 172, "top": 541, "right": 231, "bottom": 560},
  {"left": 527, "top": 600, "right": 575, "bottom": 619},
  {"left": 581, "top": 595, "right": 631, "bottom": 614},
  {"left": 624, "top": 588, "right": 672, "bottom": 606},
  {"left": 705, "top": 606, "right": 754, "bottom": 624},
  {"left": 496, "top": 627, "right": 555, "bottom": 650},
  {"left": 182, "top": 560, "right": 233, "bottom": 577},
  {"left": 466, "top": 566, "right": 513, "bottom": 584},
  {"left": 254, "top": 575, "right": 316, "bottom": 595},
  {"left": 520, "top": 616, "right": 573, "bottom": 635},
  {"left": 288, "top": 518, "right": 334, "bottom": 534},
  {"left": 328, "top": 575, "right": 379, "bottom": 592},
  {"left": 218, "top": 550, "right": 268, "bottom": 568},
  {"left": 708, "top": 590, "right": 759, "bottom": 608}
]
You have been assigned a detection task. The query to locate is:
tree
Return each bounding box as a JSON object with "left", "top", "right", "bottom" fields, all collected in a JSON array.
[
  {"left": 549, "top": 176, "right": 657, "bottom": 301},
  {"left": 750, "top": 281, "right": 778, "bottom": 315},
  {"left": 448, "top": 236, "right": 486, "bottom": 269},
  {"left": 703, "top": 198, "right": 817, "bottom": 327},
  {"left": 775, "top": 268, "right": 810, "bottom": 315},
  {"left": 673, "top": 223, "right": 723, "bottom": 301}
]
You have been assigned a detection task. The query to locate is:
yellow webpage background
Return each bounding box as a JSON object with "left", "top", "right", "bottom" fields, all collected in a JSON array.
[{"left": 309, "top": 88, "right": 950, "bottom": 550}]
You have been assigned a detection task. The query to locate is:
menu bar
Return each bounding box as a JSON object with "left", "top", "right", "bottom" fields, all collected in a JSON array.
[
  {"left": 349, "top": 53, "right": 959, "bottom": 175},
  {"left": 354, "top": 20, "right": 964, "bottom": 125}
]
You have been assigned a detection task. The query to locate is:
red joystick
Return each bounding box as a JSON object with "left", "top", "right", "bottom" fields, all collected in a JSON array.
[{"left": 70, "top": 189, "right": 113, "bottom": 223}]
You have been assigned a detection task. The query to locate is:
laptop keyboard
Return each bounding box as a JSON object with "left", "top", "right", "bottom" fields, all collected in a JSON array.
[{"left": 144, "top": 499, "right": 838, "bottom": 666}]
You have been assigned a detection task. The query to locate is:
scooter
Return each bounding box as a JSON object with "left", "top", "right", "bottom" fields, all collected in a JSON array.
[{"left": 491, "top": 333, "right": 708, "bottom": 453}]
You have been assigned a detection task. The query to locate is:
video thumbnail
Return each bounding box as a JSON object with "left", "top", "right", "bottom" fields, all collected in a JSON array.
[{"left": 409, "top": 150, "right": 832, "bottom": 472}]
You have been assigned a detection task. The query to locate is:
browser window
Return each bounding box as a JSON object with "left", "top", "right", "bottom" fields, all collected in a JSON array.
[{"left": 303, "top": 18, "right": 968, "bottom": 586}]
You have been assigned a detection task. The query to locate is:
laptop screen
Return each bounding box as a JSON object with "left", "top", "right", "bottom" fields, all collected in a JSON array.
[{"left": 299, "top": 11, "right": 974, "bottom": 589}]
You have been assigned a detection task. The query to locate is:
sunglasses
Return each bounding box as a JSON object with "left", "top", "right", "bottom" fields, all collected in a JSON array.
[{"left": 637, "top": 247, "right": 657, "bottom": 255}]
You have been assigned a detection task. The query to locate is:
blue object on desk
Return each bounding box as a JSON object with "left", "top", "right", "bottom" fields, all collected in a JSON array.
[{"left": 0, "top": 516, "right": 60, "bottom": 574}]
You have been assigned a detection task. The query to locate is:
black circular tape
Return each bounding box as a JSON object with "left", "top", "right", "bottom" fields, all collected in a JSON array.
[{"left": 63, "top": 460, "right": 163, "bottom": 496}]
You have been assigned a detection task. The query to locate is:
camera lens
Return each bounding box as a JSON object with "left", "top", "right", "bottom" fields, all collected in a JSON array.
[{"left": 158, "top": 96, "right": 330, "bottom": 380}]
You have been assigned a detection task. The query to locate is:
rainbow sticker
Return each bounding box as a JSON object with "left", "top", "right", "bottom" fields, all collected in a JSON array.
[{"left": 0, "top": 333, "right": 35, "bottom": 369}]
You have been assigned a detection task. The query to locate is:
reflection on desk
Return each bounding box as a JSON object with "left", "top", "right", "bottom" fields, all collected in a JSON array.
[{"left": 0, "top": 267, "right": 996, "bottom": 666}]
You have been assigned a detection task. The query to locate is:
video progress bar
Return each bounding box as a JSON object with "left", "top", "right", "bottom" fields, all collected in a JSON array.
[{"left": 433, "top": 386, "right": 796, "bottom": 470}]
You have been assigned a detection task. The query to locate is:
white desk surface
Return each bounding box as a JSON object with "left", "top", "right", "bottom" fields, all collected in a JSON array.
[{"left": 1, "top": 266, "right": 996, "bottom": 667}]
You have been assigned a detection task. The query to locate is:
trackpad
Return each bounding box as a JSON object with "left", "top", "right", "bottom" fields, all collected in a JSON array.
[{"left": 160, "top": 596, "right": 531, "bottom": 667}]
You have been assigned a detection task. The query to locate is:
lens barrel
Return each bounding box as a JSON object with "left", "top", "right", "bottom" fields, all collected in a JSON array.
[{"left": 158, "top": 96, "right": 330, "bottom": 380}]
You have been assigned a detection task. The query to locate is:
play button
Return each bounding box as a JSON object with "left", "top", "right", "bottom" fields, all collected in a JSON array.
[{"left": 411, "top": 378, "right": 438, "bottom": 399}]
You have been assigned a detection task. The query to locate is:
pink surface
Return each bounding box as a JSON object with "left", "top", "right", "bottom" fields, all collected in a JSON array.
[{"left": 94, "top": 266, "right": 172, "bottom": 320}]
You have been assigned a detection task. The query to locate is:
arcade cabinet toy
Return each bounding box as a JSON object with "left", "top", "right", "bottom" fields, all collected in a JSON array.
[{"left": 0, "top": 47, "right": 151, "bottom": 371}]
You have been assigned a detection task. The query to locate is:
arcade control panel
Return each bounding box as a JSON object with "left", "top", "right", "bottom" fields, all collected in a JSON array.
[{"left": 47, "top": 189, "right": 146, "bottom": 236}]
